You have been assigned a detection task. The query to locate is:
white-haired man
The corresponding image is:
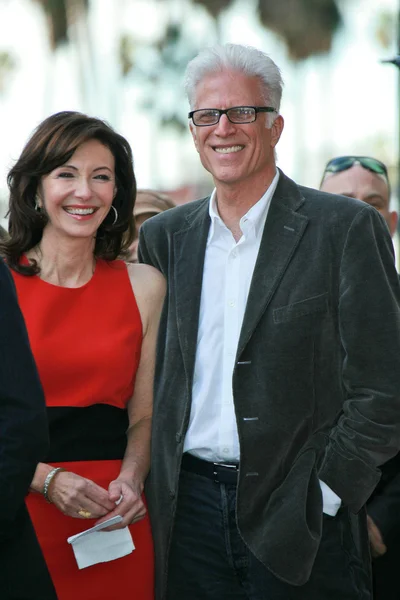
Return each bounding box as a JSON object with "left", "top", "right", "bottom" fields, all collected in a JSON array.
[{"left": 140, "top": 44, "right": 400, "bottom": 599}]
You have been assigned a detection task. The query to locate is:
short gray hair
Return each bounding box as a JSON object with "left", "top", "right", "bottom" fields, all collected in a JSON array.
[{"left": 184, "top": 43, "right": 283, "bottom": 127}]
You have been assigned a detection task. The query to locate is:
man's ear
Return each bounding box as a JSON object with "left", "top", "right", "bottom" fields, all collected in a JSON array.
[
  {"left": 190, "top": 122, "right": 199, "bottom": 153},
  {"left": 270, "top": 115, "right": 284, "bottom": 148}
]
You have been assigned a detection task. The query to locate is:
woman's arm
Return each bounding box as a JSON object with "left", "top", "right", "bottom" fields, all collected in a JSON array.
[
  {"left": 30, "top": 462, "right": 116, "bottom": 518},
  {"left": 97, "top": 263, "right": 166, "bottom": 528}
]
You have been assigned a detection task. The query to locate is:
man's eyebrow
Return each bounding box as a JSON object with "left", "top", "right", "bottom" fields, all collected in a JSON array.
[
  {"left": 337, "top": 191, "right": 356, "bottom": 198},
  {"left": 363, "top": 193, "right": 385, "bottom": 203}
]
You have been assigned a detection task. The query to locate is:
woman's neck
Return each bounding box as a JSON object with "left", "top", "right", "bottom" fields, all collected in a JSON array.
[{"left": 29, "top": 231, "right": 96, "bottom": 288}]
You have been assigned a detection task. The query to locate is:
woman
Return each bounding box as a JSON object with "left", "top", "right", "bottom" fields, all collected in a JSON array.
[{"left": 1, "top": 111, "right": 165, "bottom": 599}]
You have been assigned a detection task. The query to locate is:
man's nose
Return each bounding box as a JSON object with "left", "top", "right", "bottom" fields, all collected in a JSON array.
[{"left": 215, "top": 114, "right": 236, "bottom": 135}]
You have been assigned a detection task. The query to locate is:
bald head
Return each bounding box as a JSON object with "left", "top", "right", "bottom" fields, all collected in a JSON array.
[{"left": 320, "top": 164, "right": 398, "bottom": 237}]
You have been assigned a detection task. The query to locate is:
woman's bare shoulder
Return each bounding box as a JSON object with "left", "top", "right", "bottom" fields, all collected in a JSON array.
[
  {"left": 126, "top": 262, "right": 166, "bottom": 315},
  {"left": 127, "top": 262, "right": 165, "bottom": 292}
]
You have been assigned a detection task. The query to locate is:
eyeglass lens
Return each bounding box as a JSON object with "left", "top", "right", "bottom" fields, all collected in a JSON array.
[{"left": 193, "top": 107, "right": 256, "bottom": 125}]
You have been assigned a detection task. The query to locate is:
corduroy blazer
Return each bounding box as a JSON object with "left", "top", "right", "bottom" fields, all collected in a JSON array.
[{"left": 139, "top": 170, "right": 400, "bottom": 600}]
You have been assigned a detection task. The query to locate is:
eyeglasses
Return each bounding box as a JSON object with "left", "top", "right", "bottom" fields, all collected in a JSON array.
[
  {"left": 322, "top": 156, "right": 389, "bottom": 183},
  {"left": 188, "top": 106, "right": 277, "bottom": 127}
]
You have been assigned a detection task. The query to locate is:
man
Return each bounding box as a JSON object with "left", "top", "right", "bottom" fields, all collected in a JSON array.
[
  {"left": 128, "top": 190, "right": 175, "bottom": 263},
  {"left": 321, "top": 156, "right": 400, "bottom": 600},
  {"left": 320, "top": 155, "right": 398, "bottom": 236},
  {"left": 0, "top": 260, "right": 56, "bottom": 599},
  {"left": 139, "top": 44, "right": 400, "bottom": 599}
]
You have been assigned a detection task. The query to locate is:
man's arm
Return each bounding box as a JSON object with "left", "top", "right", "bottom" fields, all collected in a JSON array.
[
  {"left": 318, "top": 206, "right": 400, "bottom": 513},
  {"left": 0, "top": 261, "right": 49, "bottom": 537},
  {"left": 138, "top": 223, "right": 160, "bottom": 269}
]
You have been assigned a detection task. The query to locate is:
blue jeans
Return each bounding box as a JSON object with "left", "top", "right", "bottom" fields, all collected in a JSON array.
[{"left": 167, "top": 469, "right": 371, "bottom": 599}]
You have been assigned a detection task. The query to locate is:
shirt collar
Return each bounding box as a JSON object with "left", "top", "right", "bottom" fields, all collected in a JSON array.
[{"left": 208, "top": 169, "right": 280, "bottom": 242}]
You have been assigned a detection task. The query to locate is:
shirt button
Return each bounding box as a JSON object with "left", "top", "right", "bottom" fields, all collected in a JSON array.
[
  {"left": 223, "top": 448, "right": 230, "bottom": 454},
  {"left": 231, "top": 250, "right": 237, "bottom": 258},
  {"left": 228, "top": 300, "right": 235, "bottom": 307}
]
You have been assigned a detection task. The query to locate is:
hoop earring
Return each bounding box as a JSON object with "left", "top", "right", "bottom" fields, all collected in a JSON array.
[{"left": 110, "top": 205, "right": 118, "bottom": 225}]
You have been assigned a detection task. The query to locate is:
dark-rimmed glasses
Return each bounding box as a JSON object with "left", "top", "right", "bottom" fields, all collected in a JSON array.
[
  {"left": 188, "top": 106, "right": 277, "bottom": 127},
  {"left": 321, "top": 156, "right": 389, "bottom": 185}
]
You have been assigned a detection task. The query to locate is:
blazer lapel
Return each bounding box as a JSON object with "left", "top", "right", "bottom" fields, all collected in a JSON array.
[
  {"left": 237, "top": 173, "right": 309, "bottom": 357},
  {"left": 174, "top": 199, "right": 210, "bottom": 384}
]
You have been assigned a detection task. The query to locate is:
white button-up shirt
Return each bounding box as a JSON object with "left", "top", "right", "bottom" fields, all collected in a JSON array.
[
  {"left": 183, "top": 171, "right": 341, "bottom": 515},
  {"left": 184, "top": 171, "right": 279, "bottom": 462}
]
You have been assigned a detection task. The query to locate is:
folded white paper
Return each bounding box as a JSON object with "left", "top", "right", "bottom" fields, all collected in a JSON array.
[{"left": 67, "top": 516, "right": 135, "bottom": 569}]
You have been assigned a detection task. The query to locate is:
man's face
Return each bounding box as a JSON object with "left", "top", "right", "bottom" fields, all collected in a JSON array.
[
  {"left": 128, "top": 211, "right": 159, "bottom": 263},
  {"left": 320, "top": 164, "right": 398, "bottom": 237},
  {"left": 190, "top": 70, "right": 283, "bottom": 189}
]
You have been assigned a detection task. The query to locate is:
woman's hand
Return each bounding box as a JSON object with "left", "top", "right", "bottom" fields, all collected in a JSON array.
[
  {"left": 94, "top": 478, "right": 147, "bottom": 530},
  {"left": 47, "top": 471, "right": 116, "bottom": 519}
]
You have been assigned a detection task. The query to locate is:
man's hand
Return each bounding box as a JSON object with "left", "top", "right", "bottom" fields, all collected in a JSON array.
[
  {"left": 367, "top": 514, "right": 387, "bottom": 557},
  {"left": 94, "top": 477, "right": 146, "bottom": 530}
]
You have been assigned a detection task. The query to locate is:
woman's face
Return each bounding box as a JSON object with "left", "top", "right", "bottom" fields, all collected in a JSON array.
[{"left": 38, "top": 139, "right": 116, "bottom": 241}]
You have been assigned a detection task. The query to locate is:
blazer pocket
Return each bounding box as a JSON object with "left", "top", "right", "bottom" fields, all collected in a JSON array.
[{"left": 273, "top": 292, "right": 328, "bottom": 324}]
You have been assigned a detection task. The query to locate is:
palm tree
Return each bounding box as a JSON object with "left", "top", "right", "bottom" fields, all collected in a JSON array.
[
  {"left": 31, "top": 0, "right": 89, "bottom": 49},
  {"left": 195, "top": 0, "right": 342, "bottom": 60}
]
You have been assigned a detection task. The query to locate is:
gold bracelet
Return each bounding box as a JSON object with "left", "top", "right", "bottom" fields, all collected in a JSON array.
[{"left": 42, "top": 467, "right": 65, "bottom": 503}]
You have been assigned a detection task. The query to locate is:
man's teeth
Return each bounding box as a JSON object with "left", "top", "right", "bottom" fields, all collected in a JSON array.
[
  {"left": 215, "top": 145, "right": 243, "bottom": 154},
  {"left": 65, "top": 208, "right": 95, "bottom": 215}
]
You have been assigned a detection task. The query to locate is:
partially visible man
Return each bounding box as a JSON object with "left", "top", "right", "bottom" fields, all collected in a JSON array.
[
  {"left": 0, "top": 260, "right": 56, "bottom": 599},
  {"left": 320, "top": 155, "right": 398, "bottom": 235},
  {"left": 128, "top": 190, "right": 175, "bottom": 263},
  {"left": 321, "top": 155, "right": 400, "bottom": 600},
  {"left": 140, "top": 44, "right": 400, "bottom": 600}
]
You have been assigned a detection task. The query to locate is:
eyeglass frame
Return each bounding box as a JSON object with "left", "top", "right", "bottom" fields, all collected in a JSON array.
[
  {"left": 188, "top": 105, "right": 277, "bottom": 127},
  {"left": 320, "top": 155, "right": 389, "bottom": 189}
]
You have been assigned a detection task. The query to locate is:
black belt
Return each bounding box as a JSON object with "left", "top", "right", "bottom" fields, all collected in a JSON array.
[{"left": 181, "top": 453, "right": 239, "bottom": 485}]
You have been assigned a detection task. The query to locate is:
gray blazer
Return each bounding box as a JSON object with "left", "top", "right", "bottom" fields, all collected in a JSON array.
[{"left": 139, "top": 170, "right": 400, "bottom": 599}]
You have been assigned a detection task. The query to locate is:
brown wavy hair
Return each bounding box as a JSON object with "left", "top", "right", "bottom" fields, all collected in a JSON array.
[{"left": 1, "top": 111, "right": 136, "bottom": 275}]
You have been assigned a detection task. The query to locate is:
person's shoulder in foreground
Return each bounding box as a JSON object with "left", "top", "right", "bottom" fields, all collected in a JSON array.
[
  {"left": 0, "top": 258, "right": 56, "bottom": 599},
  {"left": 0, "top": 257, "right": 49, "bottom": 525}
]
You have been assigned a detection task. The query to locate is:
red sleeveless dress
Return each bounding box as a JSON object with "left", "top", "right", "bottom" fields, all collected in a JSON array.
[{"left": 12, "top": 259, "right": 154, "bottom": 600}]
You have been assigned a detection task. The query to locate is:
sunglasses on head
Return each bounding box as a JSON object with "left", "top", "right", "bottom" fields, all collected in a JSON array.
[{"left": 322, "top": 156, "right": 389, "bottom": 183}]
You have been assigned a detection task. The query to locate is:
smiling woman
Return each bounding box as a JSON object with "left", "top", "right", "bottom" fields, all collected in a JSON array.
[
  {"left": 0, "top": 112, "right": 165, "bottom": 599},
  {"left": 36, "top": 138, "right": 117, "bottom": 252},
  {"left": 2, "top": 111, "right": 135, "bottom": 277}
]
